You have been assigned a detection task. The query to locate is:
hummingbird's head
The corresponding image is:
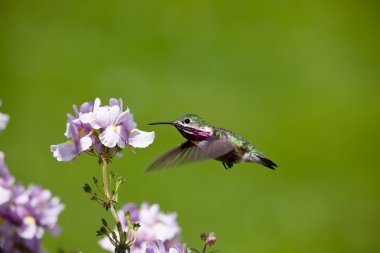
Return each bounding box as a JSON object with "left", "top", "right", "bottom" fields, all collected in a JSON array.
[
  {"left": 149, "top": 114, "right": 213, "bottom": 141},
  {"left": 173, "top": 114, "right": 206, "bottom": 127}
]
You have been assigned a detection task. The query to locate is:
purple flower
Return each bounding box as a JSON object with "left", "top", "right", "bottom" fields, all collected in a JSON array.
[
  {"left": 51, "top": 98, "right": 155, "bottom": 162},
  {"left": 0, "top": 152, "right": 64, "bottom": 253},
  {"left": 0, "top": 100, "right": 9, "bottom": 133},
  {"left": 99, "top": 202, "right": 181, "bottom": 253}
]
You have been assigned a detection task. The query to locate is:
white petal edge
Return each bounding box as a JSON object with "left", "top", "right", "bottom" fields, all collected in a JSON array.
[{"left": 128, "top": 129, "right": 155, "bottom": 148}]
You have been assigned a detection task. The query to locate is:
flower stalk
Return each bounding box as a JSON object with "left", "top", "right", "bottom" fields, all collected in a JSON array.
[{"left": 101, "top": 156, "right": 120, "bottom": 224}]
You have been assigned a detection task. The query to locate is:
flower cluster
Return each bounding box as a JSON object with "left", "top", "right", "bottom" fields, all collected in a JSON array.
[
  {"left": 0, "top": 100, "right": 9, "bottom": 133},
  {"left": 0, "top": 152, "right": 65, "bottom": 253},
  {"left": 99, "top": 202, "right": 181, "bottom": 253},
  {"left": 51, "top": 98, "right": 155, "bottom": 162}
]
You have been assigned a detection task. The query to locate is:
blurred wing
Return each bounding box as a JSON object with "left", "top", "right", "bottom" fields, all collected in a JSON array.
[{"left": 146, "top": 139, "right": 234, "bottom": 172}]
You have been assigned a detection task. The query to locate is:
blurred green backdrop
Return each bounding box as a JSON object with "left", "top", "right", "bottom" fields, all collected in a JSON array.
[{"left": 1, "top": 0, "right": 379, "bottom": 252}]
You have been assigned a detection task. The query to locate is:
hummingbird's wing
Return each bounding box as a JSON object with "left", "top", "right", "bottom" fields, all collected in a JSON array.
[{"left": 146, "top": 139, "right": 234, "bottom": 172}]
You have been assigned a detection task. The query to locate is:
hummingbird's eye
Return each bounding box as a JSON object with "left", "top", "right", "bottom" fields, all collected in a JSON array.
[{"left": 184, "top": 118, "right": 191, "bottom": 124}]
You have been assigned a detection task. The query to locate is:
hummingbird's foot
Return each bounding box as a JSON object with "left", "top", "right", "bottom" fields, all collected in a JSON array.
[{"left": 222, "top": 160, "right": 234, "bottom": 170}]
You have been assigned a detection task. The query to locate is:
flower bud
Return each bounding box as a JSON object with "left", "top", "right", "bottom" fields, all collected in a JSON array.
[{"left": 204, "top": 232, "right": 216, "bottom": 246}]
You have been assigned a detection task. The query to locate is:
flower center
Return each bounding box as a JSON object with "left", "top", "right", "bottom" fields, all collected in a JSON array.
[
  {"left": 154, "top": 222, "right": 164, "bottom": 228},
  {"left": 24, "top": 215, "right": 36, "bottom": 224},
  {"left": 78, "top": 128, "right": 85, "bottom": 138}
]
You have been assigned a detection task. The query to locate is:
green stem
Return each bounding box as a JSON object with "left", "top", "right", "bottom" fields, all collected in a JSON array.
[
  {"left": 201, "top": 243, "right": 207, "bottom": 253},
  {"left": 102, "top": 156, "right": 120, "bottom": 224}
]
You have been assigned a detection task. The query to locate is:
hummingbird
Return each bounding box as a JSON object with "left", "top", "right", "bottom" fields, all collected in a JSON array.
[{"left": 147, "top": 114, "right": 277, "bottom": 171}]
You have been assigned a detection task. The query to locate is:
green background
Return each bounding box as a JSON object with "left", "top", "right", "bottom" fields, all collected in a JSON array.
[{"left": 1, "top": 0, "right": 379, "bottom": 252}]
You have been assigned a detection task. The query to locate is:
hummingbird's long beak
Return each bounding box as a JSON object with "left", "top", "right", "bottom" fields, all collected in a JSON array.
[{"left": 148, "top": 121, "right": 173, "bottom": 125}]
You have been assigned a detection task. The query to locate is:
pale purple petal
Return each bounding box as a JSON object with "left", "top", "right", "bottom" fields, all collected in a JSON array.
[
  {"left": 72, "top": 104, "right": 79, "bottom": 116},
  {"left": 158, "top": 213, "right": 178, "bottom": 225},
  {"left": 0, "top": 151, "right": 15, "bottom": 187},
  {"left": 79, "top": 112, "right": 98, "bottom": 128},
  {"left": 115, "top": 125, "right": 128, "bottom": 148},
  {"left": 140, "top": 204, "right": 160, "bottom": 225},
  {"left": 109, "top": 98, "right": 121, "bottom": 108},
  {"left": 99, "top": 126, "right": 120, "bottom": 148},
  {"left": 0, "top": 186, "right": 11, "bottom": 205},
  {"left": 94, "top": 107, "right": 113, "bottom": 128},
  {"left": 67, "top": 113, "right": 75, "bottom": 121},
  {"left": 50, "top": 142, "right": 77, "bottom": 161},
  {"left": 94, "top": 97, "right": 101, "bottom": 110},
  {"left": 157, "top": 240, "right": 166, "bottom": 253},
  {"left": 14, "top": 186, "right": 29, "bottom": 204},
  {"left": 77, "top": 136, "right": 92, "bottom": 153},
  {"left": 67, "top": 123, "right": 79, "bottom": 142},
  {"left": 40, "top": 197, "right": 65, "bottom": 236},
  {"left": 0, "top": 112, "right": 9, "bottom": 132},
  {"left": 128, "top": 129, "right": 155, "bottom": 148},
  {"left": 145, "top": 241, "right": 165, "bottom": 253},
  {"left": 64, "top": 122, "right": 71, "bottom": 138},
  {"left": 155, "top": 225, "right": 180, "bottom": 242},
  {"left": 115, "top": 110, "right": 130, "bottom": 125},
  {"left": 109, "top": 106, "right": 121, "bottom": 124},
  {"left": 168, "top": 244, "right": 183, "bottom": 253},
  {"left": 79, "top": 101, "right": 94, "bottom": 113},
  {"left": 98, "top": 236, "right": 116, "bottom": 252},
  {"left": 124, "top": 111, "right": 137, "bottom": 130},
  {"left": 145, "top": 242, "right": 156, "bottom": 253}
]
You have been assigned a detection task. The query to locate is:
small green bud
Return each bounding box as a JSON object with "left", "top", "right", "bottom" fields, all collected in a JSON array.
[
  {"left": 93, "top": 176, "right": 98, "bottom": 184},
  {"left": 117, "top": 221, "right": 123, "bottom": 231},
  {"left": 117, "top": 176, "right": 126, "bottom": 186},
  {"left": 125, "top": 211, "right": 131, "bottom": 222},
  {"left": 101, "top": 218, "right": 108, "bottom": 227},
  {"left": 133, "top": 222, "right": 141, "bottom": 230},
  {"left": 96, "top": 230, "right": 102, "bottom": 236},
  {"left": 111, "top": 231, "right": 118, "bottom": 241},
  {"left": 96, "top": 226, "right": 107, "bottom": 236},
  {"left": 200, "top": 232, "right": 208, "bottom": 241},
  {"left": 83, "top": 184, "right": 92, "bottom": 193}
]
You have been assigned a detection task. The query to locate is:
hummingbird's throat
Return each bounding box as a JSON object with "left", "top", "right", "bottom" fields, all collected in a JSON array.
[{"left": 176, "top": 125, "right": 212, "bottom": 141}]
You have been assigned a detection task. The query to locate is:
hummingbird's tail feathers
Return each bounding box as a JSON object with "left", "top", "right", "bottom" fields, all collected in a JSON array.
[{"left": 256, "top": 154, "right": 277, "bottom": 170}]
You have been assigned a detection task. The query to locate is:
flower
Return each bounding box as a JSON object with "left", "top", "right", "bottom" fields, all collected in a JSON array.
[
  {"left": 99, "top": 202, "right": 181, "bottom": 253},
  {"left": 51, "top": 98, "right": 155, "bottom": 162},
  {"left": 0, "top": 100, "right": 9, "bottom": 133},
  {"left": 0, "top": 152, "right": 64, "bottom": 253}
]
